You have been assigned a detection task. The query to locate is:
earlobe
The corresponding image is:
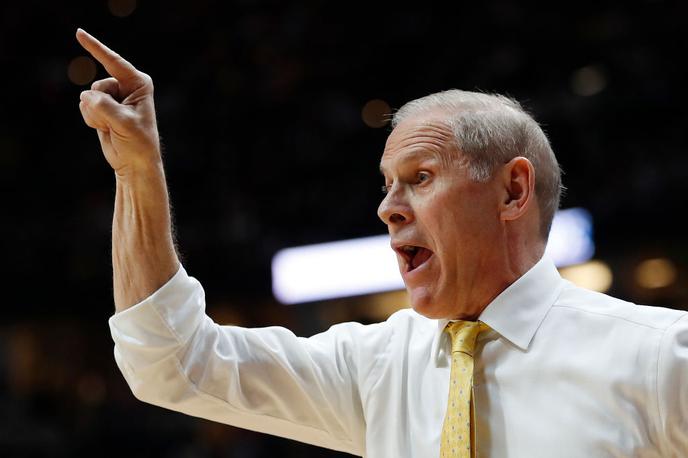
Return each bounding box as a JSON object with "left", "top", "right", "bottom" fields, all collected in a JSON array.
[{"left": 500, "top": 157, "right": 535, "bottom": 221}]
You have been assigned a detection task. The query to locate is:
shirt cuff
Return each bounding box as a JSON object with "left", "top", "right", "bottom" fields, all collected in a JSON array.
[{"left": 108, "top": 264, "right": 207, "bottom": 372}]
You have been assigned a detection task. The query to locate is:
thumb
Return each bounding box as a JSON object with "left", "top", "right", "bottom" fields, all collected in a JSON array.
[{"left": 79, "top": 90, "right": 134, "bottom": 132}]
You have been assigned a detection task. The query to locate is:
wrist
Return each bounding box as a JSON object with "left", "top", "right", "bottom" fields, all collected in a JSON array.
[{"left": 114, "top": 159, "right": 166, "bottom": 185}]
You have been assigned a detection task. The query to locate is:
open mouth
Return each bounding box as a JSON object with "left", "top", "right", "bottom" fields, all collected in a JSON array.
[{"left": 396, "top": 245, "right": 434, "bottom": 272}]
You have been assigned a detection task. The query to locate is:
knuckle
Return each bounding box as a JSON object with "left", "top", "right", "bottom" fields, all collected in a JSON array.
[
  {"left": 91, "top": 95, "right": 108, "bottom": 110},
  {"left": 138, "top": 72, "right": 154, "bottom": 87}
]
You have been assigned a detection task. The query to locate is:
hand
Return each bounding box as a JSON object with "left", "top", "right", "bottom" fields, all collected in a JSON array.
[{"left": 77, "top": 28, "right": 161, "bottom": 176}]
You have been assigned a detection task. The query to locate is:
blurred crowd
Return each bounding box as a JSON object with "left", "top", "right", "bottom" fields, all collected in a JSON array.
[{"left": 1, "top": 0, "right": 686, "bottom": 456}]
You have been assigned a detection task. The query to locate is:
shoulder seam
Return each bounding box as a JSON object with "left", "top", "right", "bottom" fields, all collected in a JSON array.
[
  {"left": 655, "top": 313, "right": 688, "bottom": 448},
  {"left": 655, "top": 323, "right": 669, "bottom": 447},
  {"left": 551, "top": 303, "right": 682, "bottom": 331}
]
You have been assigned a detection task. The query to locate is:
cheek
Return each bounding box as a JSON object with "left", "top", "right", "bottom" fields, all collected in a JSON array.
[
  {"left": 434, "top": 199, "right": 498, "bottom": 259},
  {"left": 459, "top": 188, "right": 501, "bottom": 233},
  {"left": 417, "top": 182, "right": 499, "bottom": 247}
]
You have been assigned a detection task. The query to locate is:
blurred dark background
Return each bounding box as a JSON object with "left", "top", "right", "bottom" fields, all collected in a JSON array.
[{"left": 1, "top": 0, "right": 687, "bottom": 456}]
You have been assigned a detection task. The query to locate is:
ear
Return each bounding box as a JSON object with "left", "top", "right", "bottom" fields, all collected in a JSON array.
[{"left": 499, "top": 157, "right": 535, "bottom": 222}]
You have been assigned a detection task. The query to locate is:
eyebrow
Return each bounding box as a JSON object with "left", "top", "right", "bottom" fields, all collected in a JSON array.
[{"left": 379, "top": 149, "right": 440, "bottom": 176}]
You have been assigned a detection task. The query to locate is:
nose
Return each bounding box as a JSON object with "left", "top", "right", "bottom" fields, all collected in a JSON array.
[{"left": 377, "top": 185, "right": 413, "bottom": 226}]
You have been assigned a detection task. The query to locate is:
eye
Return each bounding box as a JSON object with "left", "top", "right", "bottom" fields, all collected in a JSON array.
[
  {"left": 416, "top": 171, "right": 431, "bottom": 184},
  {"left": 381, "top": 184, "right": 391, "bottom": 194}
]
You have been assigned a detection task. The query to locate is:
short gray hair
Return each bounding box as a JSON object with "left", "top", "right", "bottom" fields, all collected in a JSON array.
[{"left": 392, "top": 89, "right": 563, "bottom": 240}]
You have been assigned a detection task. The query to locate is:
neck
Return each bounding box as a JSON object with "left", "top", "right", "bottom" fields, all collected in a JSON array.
[{"left": 451, "top": 232, "right": 545, "bottom": 321}]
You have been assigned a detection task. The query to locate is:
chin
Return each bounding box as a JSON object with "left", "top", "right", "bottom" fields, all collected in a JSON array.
[{"left": 407, "top": 289, "right": 447, "bottom": 319}]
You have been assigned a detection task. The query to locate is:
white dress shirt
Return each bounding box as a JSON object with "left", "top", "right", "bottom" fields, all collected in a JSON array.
[{"left": 109, "top": 256, "right": 688, "bottom": 457}]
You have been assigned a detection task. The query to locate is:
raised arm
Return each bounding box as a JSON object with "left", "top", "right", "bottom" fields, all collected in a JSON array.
[
  {"left": 76, "top": 28, "right": 179, "bottom": 312},
  {"left": 79, "top": 30, "right": 372, "bottom": 454}
]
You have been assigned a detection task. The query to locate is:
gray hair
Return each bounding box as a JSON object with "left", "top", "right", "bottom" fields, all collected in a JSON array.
[{"left": 392, "top": 89, "right": 563, "bottom": 240}]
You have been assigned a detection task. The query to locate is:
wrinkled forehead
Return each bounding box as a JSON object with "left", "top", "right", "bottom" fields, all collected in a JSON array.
[{"left": 380, "top": 112, "right": 459, "bottom": 171}]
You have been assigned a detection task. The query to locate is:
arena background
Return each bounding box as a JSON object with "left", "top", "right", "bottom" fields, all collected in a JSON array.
[{"left": 1, "top": 1, "right": 687, "bottom": 456}]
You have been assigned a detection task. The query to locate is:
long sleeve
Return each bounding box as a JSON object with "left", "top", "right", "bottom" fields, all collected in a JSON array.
[
  {"left": 656, "top": 313, "right": 688, "bottom": 456},
  {"left": 108, "top": 266, "right": 387, "bottom": 456}
]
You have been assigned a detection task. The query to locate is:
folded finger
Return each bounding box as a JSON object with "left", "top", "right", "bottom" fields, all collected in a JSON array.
[
  {"left": 91, "top": 77, "right": 120, "bottom": 100},
  {"left": 80, "top": 90, "right": 134, "bottom": 131},
  {"left": 79, "top": 100, "right": 107, "bottom": 131}
]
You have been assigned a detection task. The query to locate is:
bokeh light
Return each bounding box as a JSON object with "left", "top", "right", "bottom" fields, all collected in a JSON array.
[
  {"left": 559, "top": 260, "right": 613, "bottom": 292},
  {"left": 362, "top": 99, "right": 391, "bottom": 128},
  {"left": 67, "top": 56, "right": 97, "bottom": 86},
  {"left": 635, "top": 258, "right": 677, "bottom": 289},
  {"left": 108, "top": 0, "right": 137, "bottom": 18},
  {"left": 571, "top": 65, "right": 607, "bottom": 96},
  {"left": 364, "top": 290, "right": 410, "bottom": 321}
]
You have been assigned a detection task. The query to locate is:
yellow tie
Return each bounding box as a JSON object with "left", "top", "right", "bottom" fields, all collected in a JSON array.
[{"left": 440, "top": 320, "right": 490, "bottom": 458}]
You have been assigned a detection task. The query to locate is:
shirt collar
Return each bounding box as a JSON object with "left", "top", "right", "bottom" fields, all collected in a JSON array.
[{"left": 431, "top": 256, "right": 565, "bottom": 366}]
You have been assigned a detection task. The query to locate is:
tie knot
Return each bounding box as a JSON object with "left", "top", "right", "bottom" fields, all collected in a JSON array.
[{"left": 445, "top": 320, "right": 490, "bottom": 356}]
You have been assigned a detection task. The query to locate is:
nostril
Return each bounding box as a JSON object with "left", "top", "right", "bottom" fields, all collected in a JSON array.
[{"left": 389, "top": 213, "right": 406, "bottom": 224}]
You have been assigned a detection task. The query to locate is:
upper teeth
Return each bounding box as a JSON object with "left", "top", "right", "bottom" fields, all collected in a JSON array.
[{"left": 402, "top": 246, "right": 417, "bottom": 253}]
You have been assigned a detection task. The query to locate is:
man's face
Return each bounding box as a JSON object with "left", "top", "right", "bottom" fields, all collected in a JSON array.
[{"left": 378, "top": 113, "right": 503, "bottom": 319}]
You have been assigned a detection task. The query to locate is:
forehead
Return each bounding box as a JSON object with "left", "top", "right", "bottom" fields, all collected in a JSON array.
[{"left": 380, "top": 113, "right": 457, "bottom": 173}]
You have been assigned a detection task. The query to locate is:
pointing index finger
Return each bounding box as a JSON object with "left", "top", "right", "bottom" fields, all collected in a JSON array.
[{"left": 76, "top": 28, "right": 139, "bottom": 82}]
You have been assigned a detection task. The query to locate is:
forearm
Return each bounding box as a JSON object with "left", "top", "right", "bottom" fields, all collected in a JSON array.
[{"left": 112, "top": 163, "right": 179, "bottom": 312}]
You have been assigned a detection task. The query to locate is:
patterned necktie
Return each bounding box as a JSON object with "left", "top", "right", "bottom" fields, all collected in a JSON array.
[{"left": 440, "top": 320, "right": 490, "bottom": 458}]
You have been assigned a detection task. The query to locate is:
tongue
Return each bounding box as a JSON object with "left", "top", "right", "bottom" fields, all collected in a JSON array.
[{"left": 411, "top": 248, "right": 432, "bottom": 269}]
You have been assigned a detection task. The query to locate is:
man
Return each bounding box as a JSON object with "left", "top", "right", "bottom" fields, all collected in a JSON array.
[{"left": 77, "top": 28, "right": 687, "bottom": 457}]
